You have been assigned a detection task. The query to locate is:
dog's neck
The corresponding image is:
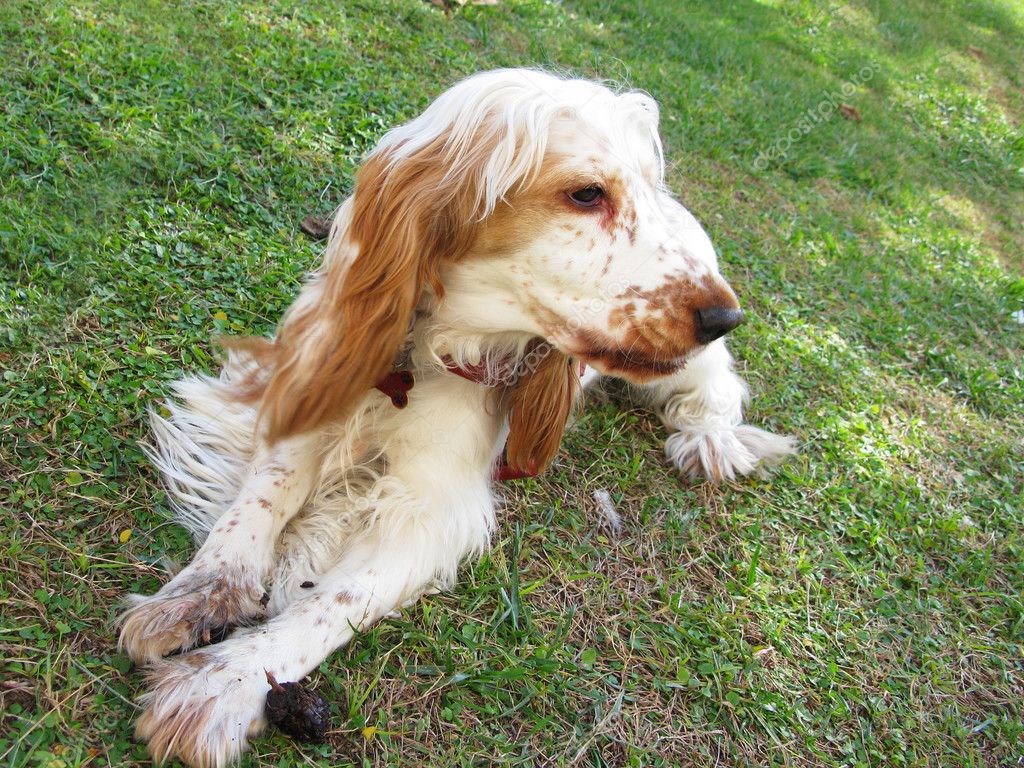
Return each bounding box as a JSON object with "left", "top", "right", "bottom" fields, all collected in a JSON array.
[
  {"left": 378, "top": 314, "right": 580, "bottom": 483},
  {"left": 408, "top": 303, "right": 541, "bottom": 384}
]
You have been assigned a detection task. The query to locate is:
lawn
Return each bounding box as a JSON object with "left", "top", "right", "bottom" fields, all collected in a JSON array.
[{"left": 1, "top": 0, "right": 1022, "bottom": 766}]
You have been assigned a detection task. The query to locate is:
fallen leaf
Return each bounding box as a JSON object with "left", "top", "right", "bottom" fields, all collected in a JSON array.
[
  {"left": 427, "top": 0, "right": 499, "bottom": 8},
  {"left": 299, "top": 215, "right": 332, "bottom": 240},
  {"left": 839, "top": 103, "right": 862, "bottom": 122},
  {"left": 119, "top": 529, "right": 132, "bottom": 543}
]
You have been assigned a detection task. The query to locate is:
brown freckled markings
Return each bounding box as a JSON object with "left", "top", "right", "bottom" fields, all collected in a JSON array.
[
  {"left": 570, "top": 271, "right": 735, "bottom": 378},
  {"left": 334, "top": 590, "right": 356, "bottom": 605},
  {"left": 635, "top": 285, "right": 666, "bottom": 312},
  {"left": 182, "top": 651, "right": 212, "bottom": 668},
  {"left": 568, "top": 327, "right": 680, "bottom": 380},
  {"left": 607, "top": 302, "right": 638, "bottom": 331},
  {"left": 600, "top": 253, "right": 613, "bottom": 277},
  {"left": 315, "top": 616, "right": 326, "bottom": 626},
  {"left": 257, "top": 497, "right": 273, "bottom": 510},
  {"left": 620, "top": 206, "right": 638, "bottom": 246}
]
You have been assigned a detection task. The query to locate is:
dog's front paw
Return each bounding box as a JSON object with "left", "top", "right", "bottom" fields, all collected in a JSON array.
[
  {"left": 665, "top": 424, "right": 795, "bottom": 482},
  {"left": 118, "top": 565, "right": 267, "bottom": 664},
  {"left": 135, "top": 650, "right": 270, "bottom": 768}
]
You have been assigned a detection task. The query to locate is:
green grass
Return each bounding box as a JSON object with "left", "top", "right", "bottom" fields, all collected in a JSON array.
[{"left": 2, "top": 0, "right": 1022, "bottom": 765}]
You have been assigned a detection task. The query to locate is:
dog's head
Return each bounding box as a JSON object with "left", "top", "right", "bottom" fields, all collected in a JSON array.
[
  {"left": 437, "top": 71, "right": 742, "bottom": 381},
  {"left": 261, "top": 70, "right": 743, "bottom": 468}
]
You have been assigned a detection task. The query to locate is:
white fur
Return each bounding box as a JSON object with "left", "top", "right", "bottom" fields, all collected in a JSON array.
[
  {"left": 120, "top": 69, "right": 794, "bottom": 767},
  {"left": 635, "top": 340, "right": 797, "bottom": 481}
]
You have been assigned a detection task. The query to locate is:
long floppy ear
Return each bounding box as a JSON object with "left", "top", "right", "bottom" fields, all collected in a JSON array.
[
  {"left": 250, "top": 70, "right": 563, "bottom": 441},
  {"left": 257, "top": 141, "right": 480, "bottom": 442},
  {"left": 504, "top": 347, "right": 582, "bottom": 475}
]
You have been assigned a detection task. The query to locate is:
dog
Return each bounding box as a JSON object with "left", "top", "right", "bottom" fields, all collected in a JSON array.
[{"left": 117, "top": 68, "right": 794, "bottom": 767}]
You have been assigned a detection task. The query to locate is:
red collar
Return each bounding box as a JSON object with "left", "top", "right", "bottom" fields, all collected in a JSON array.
[
  {"left": 373, "top": 356, "right": 585, "bottom": 482},
  {"left": 373, "top": 358, "right": 489, "bottom": 410},
  {"left": 443, "top": 357, "right": 586, "bottom": 385},
  {"left": 374, "top": 370, "right": 415, "bottom": 408}
]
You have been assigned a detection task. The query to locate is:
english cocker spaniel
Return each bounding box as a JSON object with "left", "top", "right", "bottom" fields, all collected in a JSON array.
[{"left": 119, "top": 68, "right": 794, "bottom": 767}]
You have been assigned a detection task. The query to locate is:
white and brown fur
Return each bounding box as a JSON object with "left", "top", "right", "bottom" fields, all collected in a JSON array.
[{"left": 118, "top": 69, "right": 794, "bottom": 767}]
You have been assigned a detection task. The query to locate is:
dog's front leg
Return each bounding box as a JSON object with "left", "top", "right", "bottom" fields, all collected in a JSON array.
[
  {"left": 119, "top": 432, "right": 321, "bottom": 664},
  {"left": 634, "top": 339, "right": 795, "bottom": 481},
  {"left": 135, "top": 495, "right": 490, "bottom": 768},
  {"left": 134, "top": 377, "right": 499, "bottom": 767}
]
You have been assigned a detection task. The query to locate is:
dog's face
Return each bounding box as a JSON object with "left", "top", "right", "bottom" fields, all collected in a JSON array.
[
  {"left": 259, "top": 70, "right": 744, "bottom": 449},
  {"left": 438, "top": 74, "right": 743, "bottom": 382}
]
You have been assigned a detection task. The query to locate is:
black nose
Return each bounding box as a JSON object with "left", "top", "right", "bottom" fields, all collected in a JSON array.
[{"left": 695, "top": 307, "right": 745, "bottom": 344}]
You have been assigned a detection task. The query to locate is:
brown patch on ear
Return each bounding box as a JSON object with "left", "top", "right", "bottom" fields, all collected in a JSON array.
[
  {"left": 255, "top": 138, "right": 487, "bottom": 442},
  {"left": 503, "top": 344, "right": 581, "bottom": 475}
]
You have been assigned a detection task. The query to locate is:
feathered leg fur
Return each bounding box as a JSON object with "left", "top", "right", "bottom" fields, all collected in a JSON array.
[
  {"left": 629, "top": 339, "right": 795, "bottom": 481},
  {"left": 119, "top": 426, "right": 321, "bottom": 663},
  {"left": 117, "top": 351, "right": 335, "bottom": 664},
  {"left": 129, "top": 372, "right": 502, "bottom": 767}
]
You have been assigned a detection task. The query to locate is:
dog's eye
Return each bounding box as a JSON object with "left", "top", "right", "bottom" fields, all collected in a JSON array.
[{"left": 568, "top": 186, "right": 604, "bottom": 207}]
